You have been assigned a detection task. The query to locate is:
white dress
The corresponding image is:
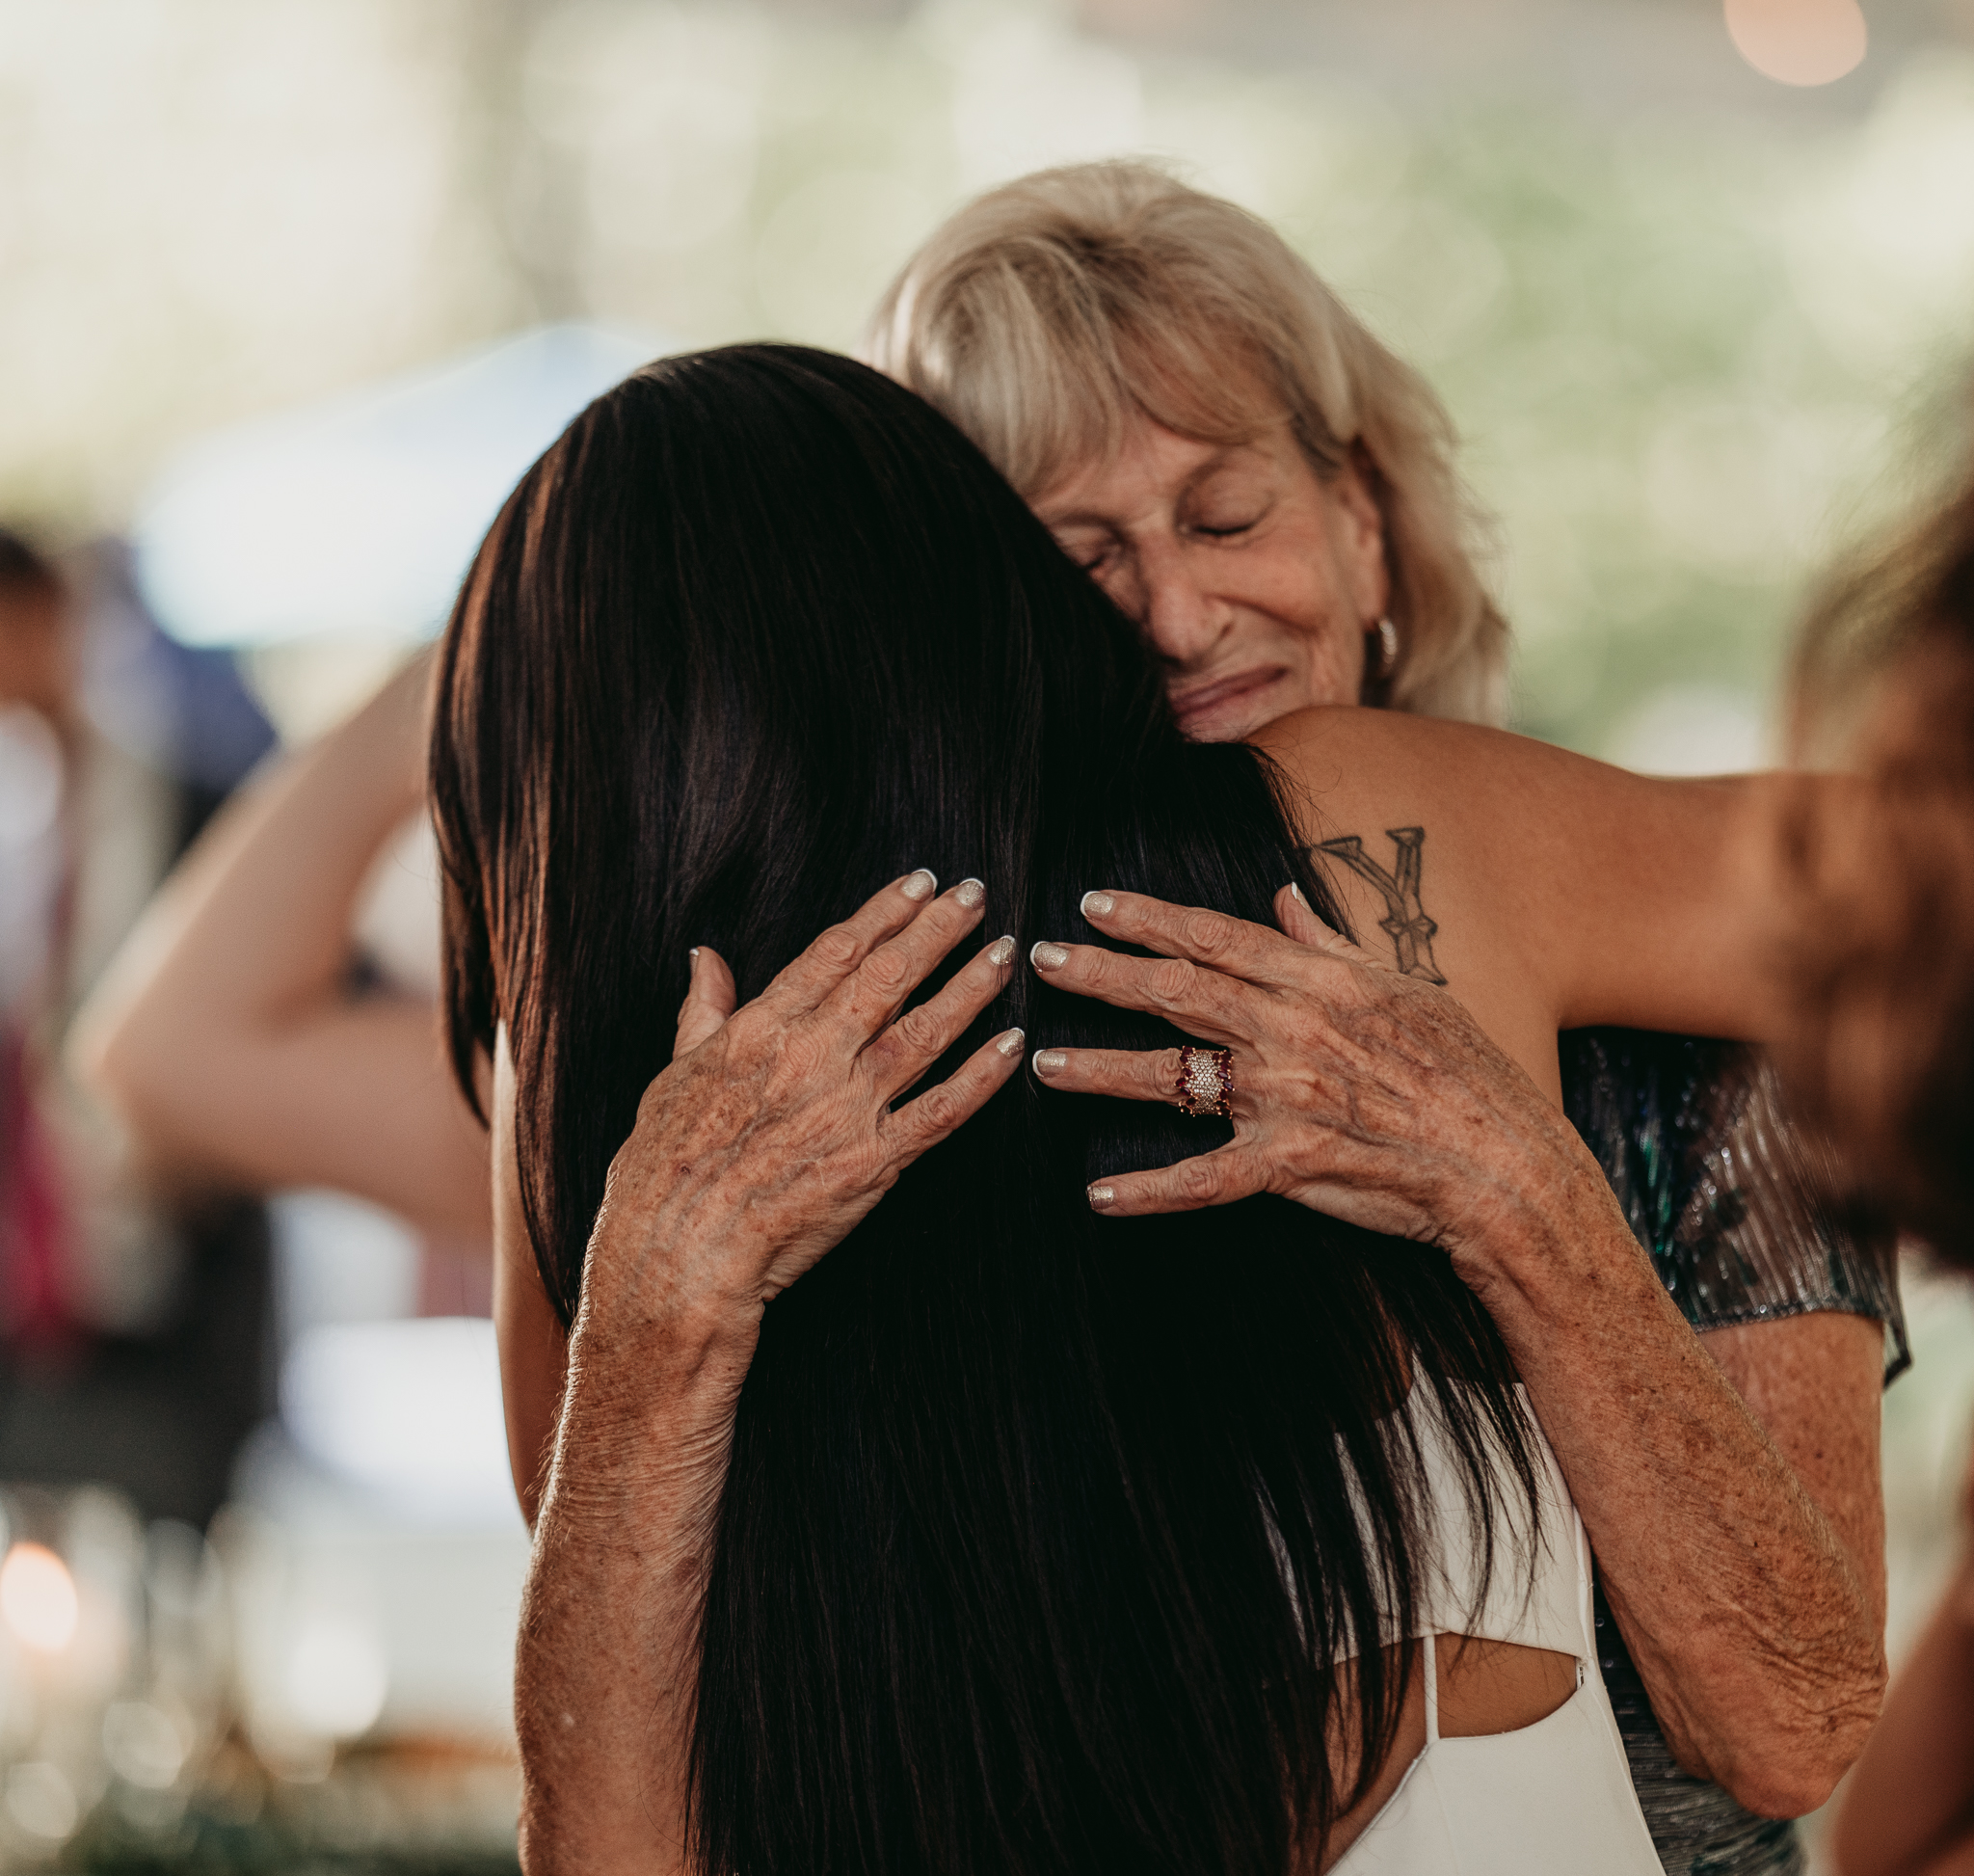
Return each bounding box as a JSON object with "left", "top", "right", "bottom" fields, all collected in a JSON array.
[{"left": 1330, "top": 1383, "right": 1662, "bottom": 1875}]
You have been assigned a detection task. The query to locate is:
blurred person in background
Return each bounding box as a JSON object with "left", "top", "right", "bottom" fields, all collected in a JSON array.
[
  {"left": 1765, "top": 442, "right": 1974, "bottom": 1876},
  {"left": 0, "top": 531, "right": 80, "bottom": 1350},
  {"left": 866, "top": 160, "right": 1900, "bottom": 1874},
  {"left": 0, "top": 529, "right": 280, "bottom": 1526}
]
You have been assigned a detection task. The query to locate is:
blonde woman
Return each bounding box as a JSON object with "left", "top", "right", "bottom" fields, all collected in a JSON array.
[{"left": 865, "top": 161, "right": 1899, "bottom": 1876}]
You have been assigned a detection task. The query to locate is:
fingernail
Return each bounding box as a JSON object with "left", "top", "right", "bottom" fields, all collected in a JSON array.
[
  {"left": 1087, "top": 1183, "right": 1116, "bottom": 1211},
  {"left": 901, "top": 869, "right": 938, "bottom": 901},
  {"left": 996, "top": 1027, "right": 1026, "bottom": 1058},
  {"left": 1030, "top": 941, "right": 1071, "bottom": 970},
  {"left": 955, "top": 877, "right": 985, "bottom": 908},
  {"left": 1031, "top": 1048, "right": 1068, "bottom": 1078},
  {"left": 1290, "top": 882, "right": 1307, "bottom": 904},
  {"left": 688, "top": 946, "right": 700, "bottom": 960},
  {"left": 1080, "top": 890, "right": 1115, "bottom": 919},
  {"left": 986, "top": 934, "right": 1016, "bottom": 966}
]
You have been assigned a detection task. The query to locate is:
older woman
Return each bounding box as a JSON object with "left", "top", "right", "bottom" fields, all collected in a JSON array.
[{"left": 863, "top": 161, "right": 1901, "bottom": 1875}]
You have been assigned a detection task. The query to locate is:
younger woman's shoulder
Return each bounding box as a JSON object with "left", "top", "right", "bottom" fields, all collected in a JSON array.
[
  {"left": 1250, "top": 705, "right": 1776, "bottom": 1043},
  {"left": 1248, "top": 705, "right": 1595, "bottom": 854}
]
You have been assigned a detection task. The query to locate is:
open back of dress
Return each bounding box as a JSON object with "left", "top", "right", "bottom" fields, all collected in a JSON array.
[{"left": 1331, "top": 1383, "right": 1662, "bottom": 1874}]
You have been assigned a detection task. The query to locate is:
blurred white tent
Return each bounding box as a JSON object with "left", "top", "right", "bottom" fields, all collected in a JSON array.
[{"left": 134, "top": 323, "right": 665, "bottom": 649}]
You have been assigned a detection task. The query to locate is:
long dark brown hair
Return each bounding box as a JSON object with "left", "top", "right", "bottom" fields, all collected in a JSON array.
[{"left": 431, "top": 343, "right": 1538, "bottom": 1873}]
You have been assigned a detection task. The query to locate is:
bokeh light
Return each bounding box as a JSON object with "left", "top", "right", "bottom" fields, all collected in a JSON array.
[
  {"left": 1725, "top": 0, "right": 1868, "bottom": 88},
  {"left": 282, "top": 1611, "right": 389, "bottom": 1740},
  {"left": 0, "top": 1541, "right": 80, "bottom": 1655}
]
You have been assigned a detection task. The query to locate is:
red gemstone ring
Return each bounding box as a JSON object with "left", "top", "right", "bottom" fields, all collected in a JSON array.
[{"left": 1175, "top": 1044, "right": 1235, "bottom": 1119}]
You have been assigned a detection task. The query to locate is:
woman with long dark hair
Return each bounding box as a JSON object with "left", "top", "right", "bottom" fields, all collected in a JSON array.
[{"left": 431, "top": 343, "right": 1827, "bottom": 1873}]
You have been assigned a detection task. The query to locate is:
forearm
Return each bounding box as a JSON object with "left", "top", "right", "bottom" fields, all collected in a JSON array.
[
  {"left": 1833, "top": 1561, "right": 1974, "bottom": 1876},
  {"left": 66, "top": 654, "right": 495, "bottom": 1228},
  {"left": 83, "top": 655, "right": 428, "bottom": 1063},
  {"left": 1454, "top": 1142, "right": 1883, "bottom": 1815},
  {"left": 517, "top": 1305, "right": 756, "bottom": 1876}
]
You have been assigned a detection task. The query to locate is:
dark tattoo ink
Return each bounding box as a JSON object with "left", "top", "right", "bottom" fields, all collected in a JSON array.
[{"left": 1314, "top": 827, "right": 1449, "bottom": 983}]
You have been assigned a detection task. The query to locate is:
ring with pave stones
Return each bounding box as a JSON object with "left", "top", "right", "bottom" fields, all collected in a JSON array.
[{"left": 1175, "top": 1045, "right": 1235, "bottom": 1119}]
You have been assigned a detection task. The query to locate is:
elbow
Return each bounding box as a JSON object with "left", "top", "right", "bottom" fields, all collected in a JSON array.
[
  {"left": 1721, "top": 1755, "right": 1846, "bottom": 1823},
  {"left": 66, "top": 997, "right": 198, "bottom": 1168},
  {"left": 1709, "top": 1676, "right": 1885, "bottom": 1820},
  {"left": 68, "top": 1006, "right": 161, "bottom": 1131}
]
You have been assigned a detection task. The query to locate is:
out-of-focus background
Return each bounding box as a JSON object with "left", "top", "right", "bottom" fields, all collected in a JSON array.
[{"left": 3, "top": 0, "right": 1973, "bottom": 1867}]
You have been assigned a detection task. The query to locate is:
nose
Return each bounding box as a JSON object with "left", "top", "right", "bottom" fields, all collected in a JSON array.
[{"left": 1136, "top": 544, "right": 1233, "bottom": 670}]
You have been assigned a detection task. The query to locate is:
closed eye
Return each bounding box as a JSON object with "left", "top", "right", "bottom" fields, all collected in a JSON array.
[{"left": 1055, "top": 537, "right": 1114, "bottom": 576}]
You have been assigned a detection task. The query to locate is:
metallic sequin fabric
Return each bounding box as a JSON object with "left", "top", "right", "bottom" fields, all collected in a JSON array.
[{"left": 1561, "top": 1029, "right": 1907, "bottom": 1876}]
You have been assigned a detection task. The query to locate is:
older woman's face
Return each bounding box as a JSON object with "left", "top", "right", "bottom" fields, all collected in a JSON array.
[{"left": 1033, "top": 418, "right": 1389, "bottom": 743}]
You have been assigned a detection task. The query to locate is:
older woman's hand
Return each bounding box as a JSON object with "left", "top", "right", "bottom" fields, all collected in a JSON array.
[
  {"left": 1027, "top": 885, "right": 1596, "bottom": 1268},
  {"left": 579, "top": 870, "right": 1023, "bottom": 1343}
]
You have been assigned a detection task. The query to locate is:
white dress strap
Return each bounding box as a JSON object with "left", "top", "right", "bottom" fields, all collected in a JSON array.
[{"left": 1422, "top": 1630, "right": 1440, "bottom": 1745}]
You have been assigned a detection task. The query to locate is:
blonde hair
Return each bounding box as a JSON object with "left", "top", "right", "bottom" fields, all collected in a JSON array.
[{"left": 865, "top": 161, "right": 1508, "bottom": 723}]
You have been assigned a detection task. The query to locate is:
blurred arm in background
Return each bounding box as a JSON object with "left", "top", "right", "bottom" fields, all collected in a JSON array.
[
  {"left": 67, "top": 651, "right": 491, "bottom": 1239},
  {"left": 1832, "top": 1424, "right": 1974, "bottom": 1876}
]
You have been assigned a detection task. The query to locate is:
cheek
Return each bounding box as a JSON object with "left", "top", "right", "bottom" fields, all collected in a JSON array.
[
  {"left": 1289, "top": 613, "right": 1369, "bottom": 707},
  {"left": 1247, "top": 539, "right": 1368, "bottom": 704}
]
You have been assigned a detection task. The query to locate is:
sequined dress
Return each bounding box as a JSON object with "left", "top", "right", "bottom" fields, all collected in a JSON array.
[{"left": 1560, "top": 1031, "right": 1907, "bottom": 1876}]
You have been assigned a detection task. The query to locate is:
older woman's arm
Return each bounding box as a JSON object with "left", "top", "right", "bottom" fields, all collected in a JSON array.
[
  {"left": 1033, "top": 887, "right": 1883, "bottom": 1817},
  {"left": 501, "top": 873, "right": 1022, "bottom": 1871},
  {"left": 68, "top": 652, "right": 492, "bottom": 1236},
  {"left": 1028, "top": 685, "right": 1897, "bottom": 1823}
]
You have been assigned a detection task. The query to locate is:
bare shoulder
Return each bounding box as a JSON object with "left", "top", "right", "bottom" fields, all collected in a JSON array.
[
  {"left": 1251, "top": 706, "right": 1598, "bottom": 844},
  {"left": 1250, "top": 706, "right": 1773, "bottom": 1044}
]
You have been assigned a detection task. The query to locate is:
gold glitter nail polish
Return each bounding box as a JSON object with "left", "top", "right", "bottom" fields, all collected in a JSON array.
[
  {"left": 1030, "top": 941, "right": 1070, "bottom": 970},
  {"left": 987, "top": 935, "right": 1016, "bottom": 966}
]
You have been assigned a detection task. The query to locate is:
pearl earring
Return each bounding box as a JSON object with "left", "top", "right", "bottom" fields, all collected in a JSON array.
[{"left": 1374, "top": 617, "right": 1399, "bottom": 676}]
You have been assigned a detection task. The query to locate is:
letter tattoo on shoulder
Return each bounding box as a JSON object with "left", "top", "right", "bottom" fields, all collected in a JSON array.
[{"left": 1313, "top": 827, "right": 1448, "bottom": 984}]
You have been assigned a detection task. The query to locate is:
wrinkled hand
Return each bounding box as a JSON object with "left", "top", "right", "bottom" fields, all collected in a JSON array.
[
  {"left": 1028, "top": 885, "right": 1592, "bottom": 1263},
  {"left": 578, "top": 871, "right": 1022, "bottom": 1342}
]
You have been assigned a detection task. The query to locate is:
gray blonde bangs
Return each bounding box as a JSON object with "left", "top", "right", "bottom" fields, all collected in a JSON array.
[{"left": 866, "top": 161, "right": 1509, "bottom": 725}]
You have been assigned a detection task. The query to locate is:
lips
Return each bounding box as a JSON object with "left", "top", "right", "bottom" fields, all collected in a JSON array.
[{"left": 1167, "top": 665, "right": 1289, "bottom": 731}]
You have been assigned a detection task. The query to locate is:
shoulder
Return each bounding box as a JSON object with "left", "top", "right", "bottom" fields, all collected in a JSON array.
[
  {"left": 1249, "top": 707, "right": 1772, "bottom": 1045},
  {"left": 1250, "top": 706, "right": 1614, "bottom": 847}
]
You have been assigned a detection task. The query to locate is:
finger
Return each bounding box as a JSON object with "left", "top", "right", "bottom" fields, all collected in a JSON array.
[
  {"left": 674, "top": 946, "right": 739, "bottom": 1059},
  {"left": 1029, "top": 1044, "right": 1189, "bottom": 1107},
  {"left": 1076, "top": 888, "right": 1308, "bottom": 988},
  {"left": 1085, "top": 1142, "right": 1267, "bottom": 1218},
  {"left": 1273, "top": 882, "right": 1382, "bottom": 967},
  {"left": 1028, "top": 938, "right": 1250, "bottom": 1041},
  {"left": 758, "top": 869, "right": 941, "bottom": 1016},
  {"left": 882, "top": 1025, "right": 1026, "bottom": 1161},
  {"left": 863, "top": 932, "right": 1019, "bottom": 1098},
  {"left": 821, "top": 876, "right": 988, "bottom": 1043}
]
